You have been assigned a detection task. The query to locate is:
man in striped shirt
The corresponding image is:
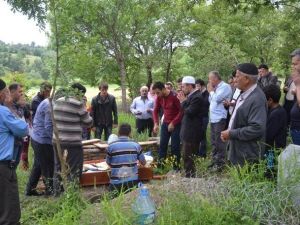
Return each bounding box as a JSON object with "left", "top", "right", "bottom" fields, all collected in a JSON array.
[
  {"left": 106, "top": 123, "right": 146, "bottom": 195},
  {"left": 53, "top": 83, "right": 93, "bottom": 195}
]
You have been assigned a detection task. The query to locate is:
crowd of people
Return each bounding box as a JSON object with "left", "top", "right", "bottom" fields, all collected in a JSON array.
[{"left": 1, "top": 48, "right": 300, "bottom": 224}]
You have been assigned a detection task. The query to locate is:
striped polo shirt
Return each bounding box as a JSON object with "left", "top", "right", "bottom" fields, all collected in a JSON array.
[
  {"left": 53, "top": 96, "right": 93, "bottom": 146},
  {"left": 106, "top": 136, "right": 145, "bottom": 184}
]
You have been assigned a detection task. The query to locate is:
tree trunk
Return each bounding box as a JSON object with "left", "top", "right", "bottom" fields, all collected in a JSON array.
[
  {"left": 166, "top": 61, "right": 171, "bottom": 82},
  {"left": 49, "top": 0, "right": 68, "bottom": 189},
  {"left": 118, "top": 57, "right": 127, "bottom": 112},
  {"left": 146, "top": 63, "right": 152, "bottom": 87}
]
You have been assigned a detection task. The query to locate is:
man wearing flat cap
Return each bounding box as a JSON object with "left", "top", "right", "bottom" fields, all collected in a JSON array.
[
  {"left": 0, "top": 79, "right": 28, "bottom": 225},
  {"left": 221, "top": 63, "right": 267, "bottom": 166},
  {"left": 178, "top": 76, "right": 205, "bottom": 177}
]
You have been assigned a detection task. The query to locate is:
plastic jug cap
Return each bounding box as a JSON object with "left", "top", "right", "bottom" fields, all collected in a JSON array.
[
  {"left": 138, "top": 183, "right": 149, "bottom": 196},
  {"left": 140, "top": 186, "right": 149, "bottom": 196}
]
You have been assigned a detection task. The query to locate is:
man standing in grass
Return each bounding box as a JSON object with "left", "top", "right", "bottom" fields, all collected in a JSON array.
[
  {"left": 106, "top": 123, "right": 146, "bottom": 196},
  {"left": 91, "top": 82, "right": 118, "bottom": 141},
  {"left": 263, "top": 84, "right": 287, "bottom": 177},
  {"left": 178, "top": 76, "right": 205, "bottom": 177},
  {"left": 31, "top": 81, "right": 52, "bottom": 119},
  {"left": 152, "top": 81, "right": 183, "bottom": 169},
  {"left": 130, "top": 85, "right": 154, "bottom": 137},
  {"left": 221, "top": 63, "right": 267, "bottom": 166},
  {"left": 207, "top": 71, "right": 232, "bottom": 171},
  {"left": 0, "top": 79, "right": 28, "bottom": 225},
  {"left": 52, "top": 83, "right": 93, "bottom": 195}
]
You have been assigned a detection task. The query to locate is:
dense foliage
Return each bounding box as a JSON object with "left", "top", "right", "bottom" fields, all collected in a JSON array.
[
  {"left": 0, "top": 40, "right": 52, "bottom": 79},
  {"left": 5, "top": 0, "right": 300, "bottom": 109}
]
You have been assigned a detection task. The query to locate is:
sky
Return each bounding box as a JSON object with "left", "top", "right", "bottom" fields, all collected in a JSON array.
[{"left": 0, "top": 0, "right": 49, "bottom": 46}]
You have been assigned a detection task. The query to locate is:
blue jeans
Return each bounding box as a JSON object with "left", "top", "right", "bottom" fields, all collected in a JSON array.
[
  {"left": 198, "top": 117, "right": 209, "bottom": 157},
  {"left": 95, "top": 124, "right": 112, "bottom": 141},
  {"left": 291, "top": 129, "right": 300, "bottom": 145},
  {"left": 159, "top": 122, "right": 181, "bottom": 168}
]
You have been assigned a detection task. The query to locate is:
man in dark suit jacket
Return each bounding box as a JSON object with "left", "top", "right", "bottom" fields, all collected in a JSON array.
[
  {"left": 178, "top": 76, "right": 205, "bottom": 177},
  {"left": 221, "top": 63, "right": 267, "bottom": 166}
]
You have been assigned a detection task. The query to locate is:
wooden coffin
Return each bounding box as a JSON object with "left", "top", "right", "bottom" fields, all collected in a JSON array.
[{"left": 80, "top": 160, "right": 153, "bottom": 187}]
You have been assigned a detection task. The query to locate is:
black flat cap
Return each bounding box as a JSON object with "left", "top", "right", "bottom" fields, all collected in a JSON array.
[
  {"left": 236, "top": 63, "right": 258, "bottom": 76},
  {"left": 0, "top": 79, "right": 6, "bottom": 91}
]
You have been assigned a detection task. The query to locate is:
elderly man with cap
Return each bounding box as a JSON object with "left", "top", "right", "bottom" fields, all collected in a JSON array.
[
  {"left": 221, "top": 63, "right": 267, "bottom": 166},
  {"left": 178, "top": 76, "right": 205, "bottom": 177},
  {"left": 130, "top": 85, "right": 154, "bottom": 137},
  {"left": 0, "top": 79, "right": 28, "bottom": 225}
]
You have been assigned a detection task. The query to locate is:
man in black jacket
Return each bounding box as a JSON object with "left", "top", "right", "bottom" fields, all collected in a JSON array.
[
  {"left": 91, "top": 82, "right": 118, "bottom": 141},
  {"left": 196, "top": 79, "right": 209, "bottom": 158},
  {"left": 178, "top": 76, "right": 205, "bottom": 177}
]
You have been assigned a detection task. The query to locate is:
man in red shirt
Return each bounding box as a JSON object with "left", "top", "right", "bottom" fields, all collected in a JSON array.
[{"left": 152, "top": 81, "right": 183, "bottom": 169}]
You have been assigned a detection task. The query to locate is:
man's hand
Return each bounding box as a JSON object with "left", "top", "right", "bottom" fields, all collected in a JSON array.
[
  {"left": 153, "top": 124, "right": 159, "bottom": 134},
  {"left": 168, "top": 123, "right": 175, "bottom": 132},
  {"left": 223, "top": 100, "right": 230, "bottom": 108},
  {"left": 221, "top": 130, "right": 230, "bottom": 142},
  {"left": 207, "top": 82, "right": 214, "bottom": 93},
  {"left": 177, "top": 91, "right": 186, "bottom": 103}
]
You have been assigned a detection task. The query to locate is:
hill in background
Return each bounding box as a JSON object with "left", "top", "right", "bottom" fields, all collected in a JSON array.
[{"left": 0, "top": 40, "right": 52, "bottom": 80}]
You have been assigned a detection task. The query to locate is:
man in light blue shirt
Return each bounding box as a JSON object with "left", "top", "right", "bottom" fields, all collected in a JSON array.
[
  {"left": 0, "top": 79, "right": 28, "bottom": 225},
  {"left": 207, "top": 71, "right": 232, "bottom": 171},
  {"left": 25, "top": 98, "right": 54, "bottom": 196},
  {"left": 130, "top": 86, "right": 154, "bottom": 137}
]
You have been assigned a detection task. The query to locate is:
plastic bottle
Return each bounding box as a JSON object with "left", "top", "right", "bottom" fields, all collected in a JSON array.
[
  {"left": 278, "top": 144, "right": 300, "bottom": 206},
  {"left": 132, "top": 183, "right": 156, "bottom": 225}
]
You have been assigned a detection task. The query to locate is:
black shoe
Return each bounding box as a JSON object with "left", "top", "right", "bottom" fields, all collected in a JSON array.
[{"left": 25, "top": 190, "right": 44, "bottom": 196}]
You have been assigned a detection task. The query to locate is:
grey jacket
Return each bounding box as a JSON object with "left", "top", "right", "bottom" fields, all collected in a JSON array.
[{"left": 228, "top": 87, "right": 267, "bottom": 166}]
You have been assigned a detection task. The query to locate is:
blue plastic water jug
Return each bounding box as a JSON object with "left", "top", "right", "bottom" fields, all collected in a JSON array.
[{"left": 132, "top": 183, "right": 156, "bottom": 225}]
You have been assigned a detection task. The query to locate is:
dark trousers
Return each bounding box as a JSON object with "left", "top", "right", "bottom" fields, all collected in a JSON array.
[
  {"left": 95, "top": 124, "right": 112, "bottom": 141},
  {"left": 136, "top": 118, "right": 154, "bottom": 137},
  {"left": 159, "top": 122, "right": 181, "bottom": 168},
  {"left": 183, "top": 141, "right": 200, "bottom": 177},
  {"left": 0, "top": 163, "right": 20, "bottom": 225},
  {"left": 210, "top": 119, "right": 227, "bottom": 166},
  {"left": 198, "top": 117, "right": 209, "bottom": 157},
  {"left": 109, "top": 180, "right": 139, "bottom": 198},
  {"left": 283, "top": 99, "right": 294, "bottom": 126},
  {"left": 53, "top": 144, "right": 83, "bottom": 195},
  {"left": 26, "top": 140, "right": 54, "bottom": 194}
]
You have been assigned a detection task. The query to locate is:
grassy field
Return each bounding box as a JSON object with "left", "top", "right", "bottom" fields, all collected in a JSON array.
[{"left": 28, "top": 84, "right": 123, "bottom": 103}]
